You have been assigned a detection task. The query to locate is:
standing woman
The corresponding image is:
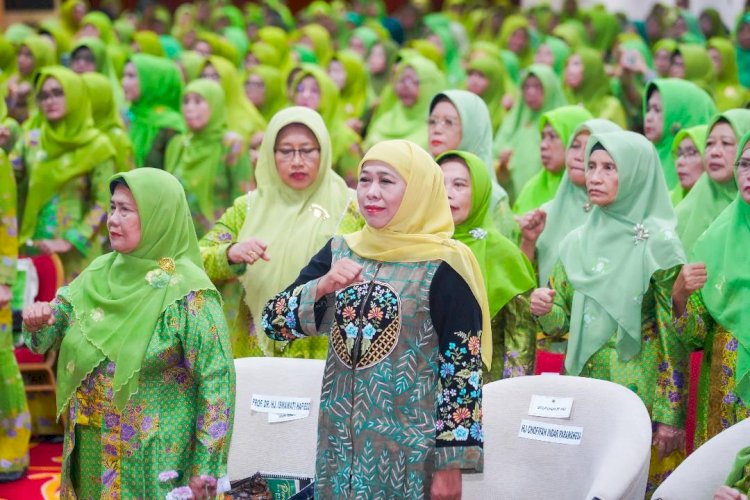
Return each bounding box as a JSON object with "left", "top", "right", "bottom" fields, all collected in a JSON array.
[
  {"left": 670, "top": 125, "right": 708, "bottom": 206},
  {"left": 263, "top": 140, "right": 487, "bottom": 498},
  {"left": 643, "top": 78, "right": 716, "bottom": 190},
  {"left": 166, "top": 78, "right": 251, "bottom": 237},
  {"left": 15, "top": 66, "right": 115, "bottom": 284},
  {"left": 199, "top": 107, "right": 360, "bottom": 358},
  {"left": 437, "top": 150, "right": 536, "bottom": 380},
  {"left": 672, "top": 130, "right": 750, "bottom": 448},
  {"left": 122, "top": 54, "right": 186, "bottom": 168},
  {"left": 22, "top": 168, "right": 235, "bottom": 499},
  {"left": 675, "top": 109, "right": 750, "bottom": 254},
  {"left": 530, "top": 131, "right": 688, "bottom": 494},
  {"left": 0, "top": 135, "right": 30, "bottom": 482},
  {"left": 81, "top": 72, "right": 133, "bottom": 173}
]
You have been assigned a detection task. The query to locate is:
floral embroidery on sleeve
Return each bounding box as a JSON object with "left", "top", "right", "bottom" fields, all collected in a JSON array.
[{"left": 262, "top": 284, "right": 307, "bottom": 341}]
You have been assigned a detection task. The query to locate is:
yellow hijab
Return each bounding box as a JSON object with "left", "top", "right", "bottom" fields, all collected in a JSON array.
[{"left": 343, "top": 140, "right": 493, "bottom": 368}]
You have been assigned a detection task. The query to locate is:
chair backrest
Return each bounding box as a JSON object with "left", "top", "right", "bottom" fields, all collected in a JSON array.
[
  {"left": 653, "top": 418, "right": 750, "bottom": 500},
  {"left": 227, "top": 357, "right": 326, "bottom": 482},
  {"left": 463, "top": 375, "right": 652, "bottom": 500}
]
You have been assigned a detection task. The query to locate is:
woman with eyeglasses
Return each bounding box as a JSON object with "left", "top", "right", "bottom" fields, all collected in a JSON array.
[
  {"left": 670, "top": 125, "right": 708, "bottom": 206},
  {"left": 199, "top": 107, "right": 362, "bottom": 359},
  {"left": 675, "top": 110, "right": 750, "bottom": 254},
  {"left": 672, "top": 129, "right": 750, "bottom": 449}
]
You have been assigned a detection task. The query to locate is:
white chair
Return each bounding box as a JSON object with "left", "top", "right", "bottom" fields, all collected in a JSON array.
[
  {"left": 227, "top": 357, "right": 326, "bottom": 482},
  {"left": 463, "top": 375, "right": 652, "bottom": 499},
  {"left": 653, "top": 418, "right": 750, "bottom": 500}
]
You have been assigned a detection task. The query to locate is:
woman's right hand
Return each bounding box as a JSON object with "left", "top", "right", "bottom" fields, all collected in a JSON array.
[
  {"left": 519, "top": 209, "right": 547, "bottom": 244},
  {"left": 530, "top": 288, "right": 556, "bottom": 317},
  {"left": 672, "top": 263, "right": 708, "bottom": 317},
  {"left": 23, "top": 302, "right": 55, "bottom": 332},
  {"left": 227, "top": 237, "right": 270, "bottom": 265},
  {"left": 316, "top": 258, "right": 363, "bottom": 301}
]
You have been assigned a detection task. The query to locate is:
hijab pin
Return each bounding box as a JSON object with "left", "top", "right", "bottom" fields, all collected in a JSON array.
[
  {"left": 583, "top": 202, "right": 592, "bottom": 212},
  {"left": 633, "top": 223, "right": 650, "bottom": 245},
  {"left": 469, "top": 228, "right": 487, "bottom": 240},
  {"left": 310, "top": 204, "right": 330, "bottom": 220}
]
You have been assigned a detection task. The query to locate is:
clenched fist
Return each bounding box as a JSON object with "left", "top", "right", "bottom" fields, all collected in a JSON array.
[
  {"left": 23, "top": 302, "right": 55, "bottom": 332},
  {"left": 316, "top": 259, "right": 363, "bottom": 301},
  {"left": 530, "top": 288, "right": 556, "bottom": 317}
]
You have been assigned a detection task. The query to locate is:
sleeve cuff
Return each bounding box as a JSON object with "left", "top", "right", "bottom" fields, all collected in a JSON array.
[
  {"left": 298, "top": 278, "right": 333, "bottom": 335},
  {"left": 435, "top": 445, "right": 483, "bottom": 473}
]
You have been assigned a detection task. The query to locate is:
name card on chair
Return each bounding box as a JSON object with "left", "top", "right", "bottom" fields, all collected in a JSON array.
[
  {"left": 251, "top": 394, "right": 312, "bottom": 423},
  {"left": 528, "top": 395, "right": 574, "bottom": 419},
  {"left": 518, "top": 419, "right": 583, "bottom": 445}
]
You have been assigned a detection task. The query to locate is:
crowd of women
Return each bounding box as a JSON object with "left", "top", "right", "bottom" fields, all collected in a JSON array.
[{"left": 1, "top": 0, "right": 750, "bottom": 498}]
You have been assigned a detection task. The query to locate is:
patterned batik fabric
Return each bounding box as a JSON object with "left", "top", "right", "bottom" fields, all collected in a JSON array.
[
  {"left": 538, "top": 262, "right": 688, "bottom": 495},
  {"left": 23, "top": 288, "right": 235, "bottom": 499},
  {"left": 675, "top": 292, "right": 750, "bottom": 449},
  {"left": 263, "top": 237, "right": 483, "bottom": 499}
]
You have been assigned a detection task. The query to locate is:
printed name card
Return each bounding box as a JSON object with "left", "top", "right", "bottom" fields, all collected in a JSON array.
[
  {"left": 251, "top": 394, "right": 312, "bottom": 423},
  {"left": 518, "top": 419, "right": 583, "bottom": 445},
  {"left": 528, "top": 395, "right": 574, "bottom": 419}
]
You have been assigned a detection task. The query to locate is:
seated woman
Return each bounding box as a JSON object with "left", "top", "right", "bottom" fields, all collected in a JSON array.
[
  {"left": 122, "top": 54, "right": 185, "bottom": 168},
  {"left": 428, "top": 90, "right": 515, "bottom": 238},
  {"left": 14, "top": 66, "right": 115, "bottom": 284},
  {"left": 672, "top": 130, "right": 750, "bottom": 449},
  {"left": 263, "top": 140, "right": 486, "bottom": 498},
  {"left": 199, "top": 107, "right": 360, "bottom": 358},
  {"left": 707, "top": 37, "right": 749, "bottom": 112},
  {"left": 670, "top": 125, "right": 708, "bottom": 205},
  {"left": 530, "top": 131, "right": 688, "bottom": 494},
  {"left": 165, "top": 78, "right": 250, "bottom": 237},
  {"left": 513, "top": 104, "right": 593, "bottom": 215},
  {"left": 244, "top": 65, "right": 287, "bottom": 123},
  {"left": 436, "top": 149, "right": 536, "bottom": 379},
  {"left": 465, "top": 55, "right": 508, "bottom": 132},
  {"left": 22, "top": 168, "right": 235, "bottom": 499}
]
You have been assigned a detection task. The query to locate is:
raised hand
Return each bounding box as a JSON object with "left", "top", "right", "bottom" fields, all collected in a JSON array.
[
  {"left": 316, "top": 258, "right": 363, "bottom": 301},
  {"left": 227, "top": 237, "right": 270, "bottom": 265},
  {"left": 530, "top": 288, "right": 556, "bottom": 317},
  {"left": 23, "top": 302, "right": 55, "bottom": 332}
]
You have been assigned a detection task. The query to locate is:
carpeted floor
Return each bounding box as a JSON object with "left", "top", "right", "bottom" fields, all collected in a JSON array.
[{"left": 0, "top": 442, "right": 62, "bottom": 500}]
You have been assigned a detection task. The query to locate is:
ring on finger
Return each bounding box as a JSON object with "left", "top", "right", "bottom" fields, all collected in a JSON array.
[{"left": 249, "top": 251, "right": 258, "bottom": 260}]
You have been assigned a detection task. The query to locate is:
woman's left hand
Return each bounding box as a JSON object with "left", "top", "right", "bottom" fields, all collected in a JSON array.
[
  {"left": 431, "top": 469, "right": 461, "bottom": 500},
  {"left": 189, "top": 475, "right": 217, "bottom": 500},
  {"left": 653, "top": 423, "right": 685, "bottom": 459}
]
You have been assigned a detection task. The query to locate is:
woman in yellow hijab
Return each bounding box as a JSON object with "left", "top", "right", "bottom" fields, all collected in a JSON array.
[{"left": 263, "top": 140, "right": 488, "bottom": 499}]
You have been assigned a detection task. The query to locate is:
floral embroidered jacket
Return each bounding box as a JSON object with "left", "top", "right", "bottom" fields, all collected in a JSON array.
[{"left": 263, "top": 237, "right": 483, "bottom": 499}]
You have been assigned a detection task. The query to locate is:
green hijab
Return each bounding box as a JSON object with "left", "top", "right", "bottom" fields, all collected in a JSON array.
[
  {"left": 165, "top": 79, "right": 226, "bottom": 222},
  {"left": 676, "top": 110, "right": 750, "bottom": 253},
  {"left": 71, "top": 37, "right": 110, "bottom": 74},
  {"left": 299, "top": 23, "right": 334, "bottom": 67},
  {"left": 552, "top": 20, "right": 588, "bottom": 51},
  {"left": 424, "top": 13, "right": 465, "bottom": 86},
  {"left": 692, "top": 130, "right": 750, "bottom": 408},
  {"left": 493, "top": 64, "right": 567, "bottom": 198},
  {"left": 708, "top": 37, "right": 749, "bottom": 111},
  {"left": 82, "top": 72, "right": 124, "bottom": 132},
  {"left": 18, "top": 36, "right": 56, "bottom": 83},
  {"left": 20, "top": 67, "right": 115, "bottom": 243},
  {"left": 536, "top": 118, "right": 623, "bottom": 285},
  {"left": 436, "top": 150, "right": 536, "bottom": 317},
  {"left": 81, "top": 11, "right": 115, "bottom": 46},
  {"left": 56, "top": 168, "right": 216, "bottom": 416},
  {"left": 735, "top": 13, "right": 750, "bottom": 88},
  {"left": 583, "top": 7, "right": 620, "bottom": 53},
  {"left": 674, "top": 44, "right": 716, "bottom": 93},
  {"left": 725, "top": 446, "right": 750, "bottom": 494},
  {"left": 333, "top": 49, "right": 368, "bottom": 121},
  {"left": 257, "top": 26, "right": 294, "bottom": 75},
  {"left": 205, "top": 55, "right": 266, "bottom": 142},
  {"left": 249, "top": 41, "right": 280, "bottom": 67},
  {"left": 559, "top": 131, "right": 686, "bottom": 376},
  {"left": 645, "top": 79, "right": 717, "bottom": 189},
  {"left": 513, "top": 105, "right": 593, "bottom": 215},
  {"left": 466, "top": 55, "right": 507, "bottom": 131},
  {"left": 564, "top": 47, "right": 608, "bottom": 111},
  {"left": 179, "top": 50, "right": 206, "bottom": 82},
  {"left": 239, "top": 107, "right": 352, "bottom": 356},
  {"left": 653, "top": 38, "right": 678, "bottom": 77},
  {"left": 350, "top": 26, "right": 379, "bottom": 56},
  {"left": 499, "top": 15, "right": 533, "bottom": 68},
  {"left": 677, "top": 10, "right": 706, "bottom": 44},
  {"left": 669, "top": 125, "right": 708, "bottom": 205},
  {"left": 247, "top": 65, "right": 287, "bottom": 121},
  {"left": 365, "top": 55, "right": 447, "bottom": 151},
  {"left": 541, "top": 36, "right": 571, "bottom": 76},
  {"left": 133, "top": 30, "right": 166, "bottom": 58},
  {"left": 128, "top": 54, "right": 186, "bottom": 168}
]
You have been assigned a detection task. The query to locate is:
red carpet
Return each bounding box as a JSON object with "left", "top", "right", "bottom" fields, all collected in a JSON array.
[{"left": 0, "top": 442, "right": 62, "bottom": 500}]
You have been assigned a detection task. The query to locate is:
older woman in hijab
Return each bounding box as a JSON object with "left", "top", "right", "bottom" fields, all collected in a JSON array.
[
  {"left": 672, "top": 129, "right": 750, "bottom": 449},
  {"left": 670, "top": 125, "right": 708, "bottom": 206},
  {"left": 199, "top": 107, "right": 360, "bottom": 358},
  {"left": 22, "top": 168, "right": 235, "bottom": 499},
  {"left": 531, "top": 131, "right": 688, "bottom": 494},
  {"left": 263, "top": 140, "right": 487, "bottom": 499}
]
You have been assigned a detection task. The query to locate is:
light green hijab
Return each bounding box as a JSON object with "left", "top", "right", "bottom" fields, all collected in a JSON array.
[
  {"left": 165, "top": 79, "right": 226, "bottom": 222},
  {"left": 493, "top": 64, "right": 567, "bottom": 198},
  {"left": 564, "top": 46, "right": 625, "bottom": 126},
  {"left": 247, "top": 65, "right": 287, "bottom": 121},
  {"left": 708, "top": 37, "right": 749, "bottom": 111},
  {"left": 536, "top": 118, "right": 623, "bottom": 285},
  {"left": 645, "top": 79, "right": 717, "bottom": 189},
  {"left": 559, "top": 131, "right": 686, "bottom": 376},
  {"left": 127, "top": 54, "right": 186, "bottom": 167},
  {"left": 20, "top": 67, "right": 115, "bottom": 243},
  {"left": 499, "top": 15, "right": 533, "bottom": 68},
  {"left": 81, "top": 11, "right": 115, "bottom": 46},
  {"left": 674, "top": 44, "right": 716, "bottom": 94},
  {"left": 81, "top": 72, "right": 131, "bottom": 173},
  {"left": 436, "top": 150, "right": 536, "bottom": 317},
  {"left": 465, "top": 55, "right": 507, "bottom": 131},
  {"left": 513, "top": 105, "right": 593, "bottom": 215},
  {"left": 239, "top": 107, "right": 352, "bottom": 356},
  {"left": 540, "top": 36, "right": 571, "bottom": 76},
  {"left": 692, "top": 130, "right": 750, "bottom": 409},
  {"left": 676, "top": 110, "right": 750, "bottom": 253},
  {"left": 669, "top": 125, "right": 708, "bottom": 206},
  {"left": 56, "top": 168, "right": 216, "bottom": 416}
]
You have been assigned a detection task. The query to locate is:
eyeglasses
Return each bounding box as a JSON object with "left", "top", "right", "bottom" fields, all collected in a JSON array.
[
  {"left": 428, "top": 117, "right": 458, "bottom": 130},
  {"left": 274, "top": 147, "right": 320, "bottom": 161},
  {"left": 677, "top": 147, "right": 700, "bottom": 158},
  {"left": 36, "top": 88, "right": 64, "bottom": 103},
  {"left": 734, "top": 159, "right": 750, "bottom": 171},
  {"left": 395, "top": 76, "right": 419, "bottom": 88}
]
